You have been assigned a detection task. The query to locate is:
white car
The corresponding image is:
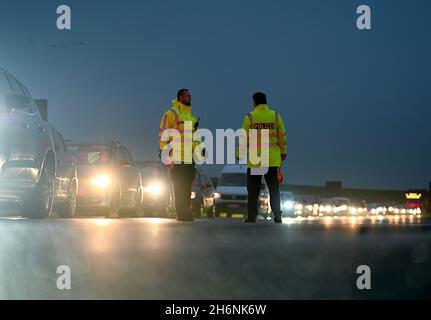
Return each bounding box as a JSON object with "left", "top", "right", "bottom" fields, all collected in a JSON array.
[{"left": 214, "top": 165, "right": 269, "bottom": 218}]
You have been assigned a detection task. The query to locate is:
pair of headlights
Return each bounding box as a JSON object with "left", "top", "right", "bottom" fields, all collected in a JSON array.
[{"left": 90, "top": 176, "right": 164, "bottom": 196}]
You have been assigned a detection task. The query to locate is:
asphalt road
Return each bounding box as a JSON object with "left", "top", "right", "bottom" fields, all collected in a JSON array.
[{"left": 1, "top": 211, "right": 431, "bottom": 300}]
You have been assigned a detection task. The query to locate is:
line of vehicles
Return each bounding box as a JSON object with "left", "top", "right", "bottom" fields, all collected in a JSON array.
[
  {"left": 1, "top": 69, "right": 427, "bottom": 220},
  {"left": 0, "top": 69, "right": 255, "bottom": 219},
  {"left": 292, "top": 196, "right": 423, "bottom": 218},
  {"left": 0, "top": 68, "right": 279, "bottom": 220}
]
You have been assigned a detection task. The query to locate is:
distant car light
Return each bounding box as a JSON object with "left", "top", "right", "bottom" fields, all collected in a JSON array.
[
  {"left": 191, "top": 191, "right": 197, "bottom": 199},
  {"left": 214, "top": 192, "right": 221, "bottom": 199}
]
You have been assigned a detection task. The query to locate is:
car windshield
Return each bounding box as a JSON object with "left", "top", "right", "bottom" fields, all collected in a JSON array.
[
  {"left": 219, "top": 173, "right": 247, "bottom": 187},
  {"left": 70, "top": 146, "right": 111, "bottom": 165},
  {"left": 333, "top": 199, "right": 350, "bottom": 206},
  {"left": 281, "top": 193, "right": 294, "bottom": 201}
]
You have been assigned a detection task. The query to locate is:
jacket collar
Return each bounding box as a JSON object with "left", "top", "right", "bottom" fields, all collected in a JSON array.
[
  {"left": 172, "top": 99, "right": 192, "bottom": 112},
  {"left": 254, "top": 104, "right": 269, "bottom": 111}
]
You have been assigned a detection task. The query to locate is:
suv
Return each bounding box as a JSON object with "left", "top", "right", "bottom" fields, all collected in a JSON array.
[
  {"left": 68, "top": 142, "right": 143, "bottom": 217},
  {"left": 191, "top": 168, "right": 215, "bottom": 218},
  {"left": 0, "top": 69, "right": 56, "bottom": 218}
]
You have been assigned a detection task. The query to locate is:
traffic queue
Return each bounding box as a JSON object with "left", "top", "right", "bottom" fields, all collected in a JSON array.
[{"left": 1, "top": 68, "right": 426, "bottom": 220}]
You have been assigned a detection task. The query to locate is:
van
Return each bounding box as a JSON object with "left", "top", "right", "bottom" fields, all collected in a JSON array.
[{"left": 214, "top": 165, "right": 269, "bottom": 218}]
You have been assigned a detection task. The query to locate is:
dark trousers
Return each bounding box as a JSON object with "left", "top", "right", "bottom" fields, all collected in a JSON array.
[
  {"left": 170, "top": 164, "right": 196, "bottom": 218},
  {"left": 247, "top": 167, "right": 281, "bottom": 220}
]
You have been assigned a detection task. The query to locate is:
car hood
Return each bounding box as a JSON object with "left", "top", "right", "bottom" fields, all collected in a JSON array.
[
  {"left": 141, "top": 176, "right": 170, "bottom": 186},
  {"left": 215, "top": 186, "right": 248, "bottom": 196}
]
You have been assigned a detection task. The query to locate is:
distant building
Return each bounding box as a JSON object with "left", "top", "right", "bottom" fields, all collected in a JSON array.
[{"left": 326, "top": 181, "right": 343, "bottom": 196}]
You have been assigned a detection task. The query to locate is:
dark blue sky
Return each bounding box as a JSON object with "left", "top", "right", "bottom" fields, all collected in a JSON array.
[{"left": 0, "top": 0, "right": 430, "bottom": 189}]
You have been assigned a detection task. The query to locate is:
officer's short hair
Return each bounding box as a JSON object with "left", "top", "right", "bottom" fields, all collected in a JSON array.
[
  {"left": 177, "top": 88, "right": 190, "bottom": 99},
  {"left": 253, "top": 92, "right": 267, "bottom": 105}
]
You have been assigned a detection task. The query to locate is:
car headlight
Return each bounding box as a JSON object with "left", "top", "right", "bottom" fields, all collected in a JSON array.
[
  {"left": 144, "top": 183, "right": 162, "bottom": 195},
  {"left": 283, "top": 201, "right": 294, "bottom": 209},
  {"left": 90, "top": 175, "right": 111, "bottom": 188},
  {"left": 214, "top": 192, "right": 221, "bottom": 199},
  {"left": 191, "top": 191, "right": 197, "bottom": 199}
]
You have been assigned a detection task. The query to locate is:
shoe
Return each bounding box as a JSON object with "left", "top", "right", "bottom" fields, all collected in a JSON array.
[
  {"left": 177, "top": 214, "right": 194, "bottom": 222},
  {"left": 274, "top": 214, "right": 282, "bottom": 224}
]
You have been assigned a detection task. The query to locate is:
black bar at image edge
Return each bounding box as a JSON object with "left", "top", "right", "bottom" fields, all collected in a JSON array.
[{"left": 0, "top": 300, "right": 428, "bottom": 318}]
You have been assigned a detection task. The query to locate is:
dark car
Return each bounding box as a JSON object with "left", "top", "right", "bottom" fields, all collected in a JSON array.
[
  {"left": 191, "top": 168, "right": 215, "bottom": 218},
  {"left": 50, "top": 126, "right": 78, "bottom": 218},
  {"left": 68, "top": 142, "right": 143, "bottom": 217},
  {"left": 0, "top": 69, "right": 56, "bottom": 218},
  {"left": 136, "top": 161, "right": 174, "bottom": 217}
]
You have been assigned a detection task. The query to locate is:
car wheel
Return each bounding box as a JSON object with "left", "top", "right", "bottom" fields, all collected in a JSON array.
[
  {"left": 192, "top": 201, "right": 203, "bottom": 218},
  {"left": 120, "top": 189, "right": 143, "bottom": 218},
  {"left": 134, "top": 188, "right": 144, "bottom": 217},
  {"left": 57, "top": 182, "right": 77, "bottom": 218},
  {"left": 21, "top": 161, "right": 55, "bottom": 219},
  {"left": 107, "top": 191, "right": 120, "bottom": 218},
  {"left": 214, "top": 205, "right": 222, "bottom": 217},
  {"left": 207, "top": 205, "right": 215, "bottom": 219}
]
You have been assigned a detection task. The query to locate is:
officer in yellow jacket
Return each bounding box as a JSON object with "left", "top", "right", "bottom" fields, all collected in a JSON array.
[
  {"left": 159, "top": 89, "right": 203, "bottom": 222},
  {"left": 240, "top": 92, "right": 287, "bottom": 223}
]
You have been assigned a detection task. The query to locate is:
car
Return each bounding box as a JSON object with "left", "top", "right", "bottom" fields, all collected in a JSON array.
[
  {"left": 135, "top": 161, "right": 174, "bottom": 217},
  {"left": 317, "top": 198, "right": 334, "bottom": 217},
  {"left": 50, "top": 126, "right": 78, "bottom": 218},
  {"left": 280, "top": 191, "right": 295, "bottom": 217},
  {"left": 214, "top": 165, "right": 269, "bottom": 218},
  {"left": 331, "top": 197, "right": 351, "bottom": 216},
  {"left": 68, "top": 142, "right": 143, "bottom": 217},
  {"left": 0, "top": 69, "right": 56, "bottom": 218},
  {"left": 190, "top": 168, "right": 216, "bottom": 218}
]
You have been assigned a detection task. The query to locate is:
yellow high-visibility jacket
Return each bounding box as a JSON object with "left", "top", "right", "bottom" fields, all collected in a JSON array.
[
  {"left": 239, "top": 104, "right": 287, "bottom": 168},
  {"left": 159, "top": 99, "right": 204, "bottom": 163}
]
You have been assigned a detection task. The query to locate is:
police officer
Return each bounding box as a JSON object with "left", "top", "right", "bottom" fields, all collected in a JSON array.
[
  {"left": 158, "top": 89, "right": 203, "bottom": 222},
  {"left": 240, "top": 92, "right": 287, "bottom": 223}
]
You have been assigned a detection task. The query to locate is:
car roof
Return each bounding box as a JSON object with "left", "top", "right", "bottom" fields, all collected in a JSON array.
[
  {"left": 69, "top": 144, "right": 112, "bottom": 148},
  {"left": 135, "top": 161, "right": 163, "bottom": 167},
  {"left": 221, "top": 165, "right": 248, "bottom": 174}
]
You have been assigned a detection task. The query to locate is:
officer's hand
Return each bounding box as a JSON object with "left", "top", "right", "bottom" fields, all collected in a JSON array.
[{"left": 281, "top": 154, "right": 287, "bottom": 161}]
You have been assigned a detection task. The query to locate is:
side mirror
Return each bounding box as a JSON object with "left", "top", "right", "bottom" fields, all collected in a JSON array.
[{"left": 117, "top": 160, "right": 131, "bottom": 167}]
